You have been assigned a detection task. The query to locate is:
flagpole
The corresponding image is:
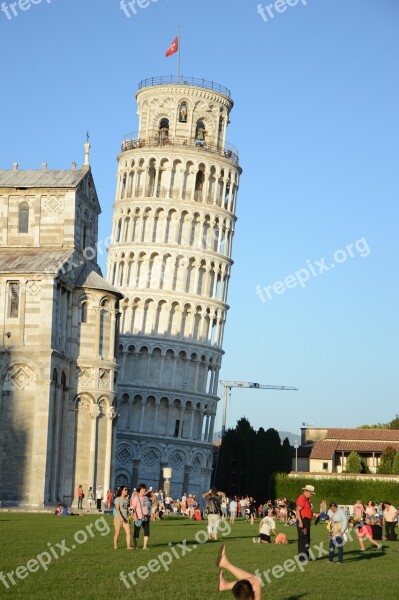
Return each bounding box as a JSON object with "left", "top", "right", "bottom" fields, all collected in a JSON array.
[{"left": 178, "top": 25, "right": 181, "bottom": 82}]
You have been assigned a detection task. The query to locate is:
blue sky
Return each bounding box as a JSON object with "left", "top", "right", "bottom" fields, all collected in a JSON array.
[{"left": 1, "top": 0, "right": 398, "bottom": 435}]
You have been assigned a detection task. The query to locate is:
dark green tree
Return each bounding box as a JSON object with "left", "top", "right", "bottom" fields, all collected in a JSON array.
[
  {"left": 345, "top": 451, "right": 362, "bottom": 473},
  {"left": 392, "top": 451, "right": 399, "bottom": 475},
  {"left": 263, "top": 428, "right": 283, "bottom": 498},
  {"left": 377, "top": 446, "right": 396, "bottom": 474},
  {"left": 280, "top": 437, "right": 293, "bottom": 473},
  {"left": 215, "top": 428, "right": 238, "bottom": 494},
  {"left": 252, "top": 427, "right": 268, "bottom": 500},
  {"left": 236, "top": 417, "right": 256, "bottom": 495},
  {"left": 388, "top": 415, "right": 399, "bottom": 430}
]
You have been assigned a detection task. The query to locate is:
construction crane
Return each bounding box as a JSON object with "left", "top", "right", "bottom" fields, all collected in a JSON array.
[{"left": 219, "top": 380, "right": 299, "bottom": 437}]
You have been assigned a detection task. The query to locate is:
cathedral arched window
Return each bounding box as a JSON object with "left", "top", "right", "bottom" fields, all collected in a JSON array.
[
  {"left": 81, "top": 301, "right": 88, "bottom": 323},
  {"left": 18, "top": 202, "right": 29, "bottom": 233},
  {"left": 8, "top": 282, "right": 20, "bottom": 317}
]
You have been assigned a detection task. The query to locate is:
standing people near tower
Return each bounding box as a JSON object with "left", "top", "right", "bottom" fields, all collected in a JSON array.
[
  {"left": 383, "top": 501, "right": 398, "bottom": 540},
  {"left": 96, "top": 485, "right": 103, "bottom": 511},
  {"left": 295, "top": 484, "right": 315, "bottom": 561},
  {"left": 114, "top": 486, "right": 134, "bottom": 551},
  {"left": 131, "top": 483, "right": 150, "bottom": 549},
  {"left": 88, "top": 486, "right": 94, "bottom": 510},
  {"left": 77, "top": 484, "right": 84, "bottom": 510}
]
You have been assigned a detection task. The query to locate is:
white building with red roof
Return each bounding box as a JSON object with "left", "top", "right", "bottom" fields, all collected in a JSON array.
[{"left": 301, "top": 427, "right": 399, "bottom": 473}]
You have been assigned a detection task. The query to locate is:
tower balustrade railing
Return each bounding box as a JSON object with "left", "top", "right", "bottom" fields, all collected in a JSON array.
[
  {"left": 120, "top": 133, "right": 239, "bottom": 166},
  {"left": 137, "top": 76, "right": 231, "bottom": 98}
]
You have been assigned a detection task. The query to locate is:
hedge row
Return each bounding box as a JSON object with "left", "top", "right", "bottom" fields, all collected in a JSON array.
[{"left": 273, "top": 473, "right": 399, "bottom": 505}]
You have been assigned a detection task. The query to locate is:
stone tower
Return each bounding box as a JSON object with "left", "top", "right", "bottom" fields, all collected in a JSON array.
[{"left": 107, "top": 76, "right": 241, "bottom": 497}]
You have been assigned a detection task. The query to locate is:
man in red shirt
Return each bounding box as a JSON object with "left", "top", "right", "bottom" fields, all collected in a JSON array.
[{"left": 295, "top": 484, "right": 315, "bottom": 561}]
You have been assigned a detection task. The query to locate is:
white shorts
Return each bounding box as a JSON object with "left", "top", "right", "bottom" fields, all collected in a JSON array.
[{"left": 207, "top": 513, "right": 220, "bottom": 534}]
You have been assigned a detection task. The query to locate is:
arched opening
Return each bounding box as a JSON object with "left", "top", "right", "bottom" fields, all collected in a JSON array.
[
  {"left": 159, "top": 118, "right": 169, "bottom": 143},
  {"left": 116, "top": 218, "right": 122, "bottom": 243},
  {"left": 178, "top": 102, "right": 188, "bottom": 123},
  {"left": 195, "top": 120, "right": 206, "bottom": 145},
  {"left": 217, "top": 114, "right": 225, "bottom": 149},
  {"left": 195, "top": 170, "right": 205, "bottom": 202}
]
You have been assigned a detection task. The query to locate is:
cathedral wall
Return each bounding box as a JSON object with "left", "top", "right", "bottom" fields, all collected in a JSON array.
[{"left": 0, "top": 360, "right": 51, "bottom": 505}]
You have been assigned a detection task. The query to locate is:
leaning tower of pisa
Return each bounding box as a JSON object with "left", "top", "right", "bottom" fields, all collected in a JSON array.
[{"left": 107, "top": 76, "right": 241, "bottom": 497}]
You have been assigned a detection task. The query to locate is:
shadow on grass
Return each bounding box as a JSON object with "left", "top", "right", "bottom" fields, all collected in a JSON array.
[{"left": 323, "top": 548, "right": 385, "bottom": 563}]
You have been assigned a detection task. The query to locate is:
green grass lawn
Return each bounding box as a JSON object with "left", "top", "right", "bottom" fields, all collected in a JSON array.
[{"left": 0, "top": 513, "right": 397, "bottom": 599}]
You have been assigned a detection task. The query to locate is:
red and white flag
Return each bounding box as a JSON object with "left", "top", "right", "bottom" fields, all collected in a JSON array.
[{"left": 165, "top": 36, "right": 179, "bottom": 57}]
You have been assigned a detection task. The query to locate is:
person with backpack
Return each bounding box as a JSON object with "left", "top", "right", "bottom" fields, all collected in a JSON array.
[{"left": 203, "top": 487, "right": 224, "bottom": 541}]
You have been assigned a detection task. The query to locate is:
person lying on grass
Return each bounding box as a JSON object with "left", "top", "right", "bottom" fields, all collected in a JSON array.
[{"left": 216, "top": 544, "right": 262, "bottom": 599}]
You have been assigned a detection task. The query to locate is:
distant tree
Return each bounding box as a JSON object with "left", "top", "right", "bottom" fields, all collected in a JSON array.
[
  {"left": 392, "top": 451, "right": 399, "bottom": 475},
  {"left": 263, "top": 428, "right": 283, "bottom": 498},
  {"left": 236, "top": 417, "right": 256, "bottom": 495},
  {"left": 345, "top": 451, "right": 362, "bottom": 473},
  {"left": 280, "top": 437, "right": 293, "bottom": 474},
  {"left": 387, "top": 415, "right": 399, "bottom": 430},
  {"left": 215, "top": 427, "right": 238, "bottom": 494},
  {"left": 377, "top": 446, "right": 397, "bottom": 474},
  {"left": 358, "top": 414, "right": 399, "bottom": 429},
  {"left": 216, "top": 419, "right": 295, "bottom": 498},
  {"left": 252, "top": 427, "right": 268, "bottom": 500}
]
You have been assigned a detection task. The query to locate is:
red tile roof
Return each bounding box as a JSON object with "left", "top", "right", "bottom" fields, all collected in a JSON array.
[
  {"left": 336, "top": 441, "right": 399, "bottom": 453},
  {"left": 326, "top": 428, "right": 399, "bottom": 441},
  {"left": 310, "top": 440, "right": 338, "bottom": 460},
  {"left": 310, "top": 437, "right": 399, "bottom": 460}
]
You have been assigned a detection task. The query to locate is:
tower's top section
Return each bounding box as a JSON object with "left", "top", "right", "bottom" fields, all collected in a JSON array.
[{"left": 121, "top": 75, "right": 239, "bottom": 166}]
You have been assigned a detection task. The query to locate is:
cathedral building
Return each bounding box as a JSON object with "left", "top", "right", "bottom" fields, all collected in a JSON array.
[
  {"left": 0, "top": 145, "right": 122, "bottom": 506},
  {"left": 108, "top": 77, "right": 241, "bottom": 497}
]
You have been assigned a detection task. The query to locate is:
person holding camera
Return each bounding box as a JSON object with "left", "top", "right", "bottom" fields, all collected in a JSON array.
[
  {"left": 131, "top": 483, "right": 150, "bottom": 549},
  {"left": 295, "top": 484, "right": 315, "bottom": 561},
  {"left": 203, "top": 487, "right": 225, "bottom": 541}
]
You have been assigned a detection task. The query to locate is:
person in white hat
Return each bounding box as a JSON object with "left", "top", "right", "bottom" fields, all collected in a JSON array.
[{"left": 295, "top": 484, "right": 316, "bottom": 561}]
